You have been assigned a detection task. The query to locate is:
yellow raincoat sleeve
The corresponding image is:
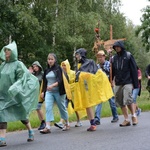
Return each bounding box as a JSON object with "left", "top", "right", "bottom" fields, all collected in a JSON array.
[
  {"left": 38, "top": 80, "right": 44, "bottom": 103},
  {"left": 62, "top": 72, "right": 72, "bottom": 100}
]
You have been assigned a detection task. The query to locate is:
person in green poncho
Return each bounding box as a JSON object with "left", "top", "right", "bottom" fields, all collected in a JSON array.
[{"left": 0, "top": 41, "right": 39, "bottom": 147}]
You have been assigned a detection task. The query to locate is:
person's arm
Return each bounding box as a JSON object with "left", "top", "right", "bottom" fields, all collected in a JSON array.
[
  {"left": 47, "top": 82, "right": 58, "bottom": 91},
  {"left": 138, "top": 69, "right": 142, "bottom": 80},
  {"left": 129, "top": 55, "right": 138, "bottom": 89}
]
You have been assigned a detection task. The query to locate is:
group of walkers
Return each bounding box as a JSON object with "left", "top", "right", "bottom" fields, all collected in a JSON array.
[{"left": 0, "top": 40, "right": 150, "bottom": 147}]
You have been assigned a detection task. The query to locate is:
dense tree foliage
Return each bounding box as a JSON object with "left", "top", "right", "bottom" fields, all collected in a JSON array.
[
  {"left": 0, "top": 0, "right": 149, "bottom": 71},
  {"left": 136, "top": 1, "right": 150, "bottom": 52}
]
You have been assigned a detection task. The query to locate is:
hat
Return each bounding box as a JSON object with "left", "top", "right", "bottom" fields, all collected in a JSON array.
[{"left": 97, "top": 50, "right": 106, "bottom": 56}]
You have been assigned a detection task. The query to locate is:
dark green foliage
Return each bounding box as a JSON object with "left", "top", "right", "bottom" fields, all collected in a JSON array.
[{"left": 0, "top": 0, "right": 149, "bottom": 69}]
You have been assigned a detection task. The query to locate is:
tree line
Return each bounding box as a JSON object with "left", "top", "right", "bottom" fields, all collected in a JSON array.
[{"left": 0, "top": 0, "right": 149, "bottom": 73}]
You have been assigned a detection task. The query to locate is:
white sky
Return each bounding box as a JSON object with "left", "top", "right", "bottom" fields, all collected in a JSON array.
[{"left": 120, "top": 0, "right": 150, "bottom": 25}]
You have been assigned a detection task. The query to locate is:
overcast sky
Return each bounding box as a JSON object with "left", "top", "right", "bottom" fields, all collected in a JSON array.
[{"left": 120, "top": 0, "right": 149, "bottom": 25}]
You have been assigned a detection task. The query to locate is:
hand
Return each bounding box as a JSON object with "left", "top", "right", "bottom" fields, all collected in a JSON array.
[
  {"left": 47, "top": 85, "right": 54, "bottom": 91},
  {"left": 41, "top": 92, "right": 44, "bottom": 99},
  {"left": 148, "top": 76, "right": 150, "bottom": 80}
]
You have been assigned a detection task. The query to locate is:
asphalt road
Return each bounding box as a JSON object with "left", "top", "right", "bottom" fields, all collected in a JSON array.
[{"left": 2, "top": 112, "right": 150, "bottom": 150}]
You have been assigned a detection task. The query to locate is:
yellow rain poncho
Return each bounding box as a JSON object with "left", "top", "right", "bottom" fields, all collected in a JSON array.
[
  {"left": 74, "top": 69, "right": 114, "bottom": 111},
  {"left": 0, "top": 41, "right": 39, "bottom": 122},
  {"left": 73, "top": 48, "right": 113, "bottom": 111},
  {"left": 61, "top": 59, "right": 86, "bottom": 117}
]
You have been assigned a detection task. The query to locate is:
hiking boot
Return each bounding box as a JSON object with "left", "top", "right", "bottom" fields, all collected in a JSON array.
[
  {"left": 136, "top": 108, "right": 141, "bottom": 116},
  {"left": 54, "top": 122, "right": 64, "bottom": 129},
  {"left": 27, "top": 130, "right": 34, "bottom": 142},
  {"left": 111, "top": 117, "right": 119, "bottom": 123},
  {"left": 119, "top": 120, "right": 131, "bottom": 127},
  {"left": 132, "top": 116, "right": 138, "bottom": 126},
  {"left": 75, "top": 122, "right": 82, "bottom": 127},
  {"left": 38, "top": 122, "right": 46, "bottom": 130},
  {"left": 40, "top": 128, "right": 51, "bottom": 134},
  {"left": 62, "top": 124, "right": 70, "bottom": 131},
  {"left": 0, "top": 140, "right": 7, "bottom": 147},
  {"left": 87, "top": 125, "right": 96, "bottom": 131}
]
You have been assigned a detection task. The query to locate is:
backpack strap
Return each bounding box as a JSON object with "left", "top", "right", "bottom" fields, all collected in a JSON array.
[{"left": 126, "top": 51, "right": 131, "bottom": 59}]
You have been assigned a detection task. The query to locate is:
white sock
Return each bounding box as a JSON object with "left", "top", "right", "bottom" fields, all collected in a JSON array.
[
  {"left": 132, "top": 113, "right": 136, "bottom": 117},
  {"left": 65, "top": 121, "right": 69, "bottom": 126},
  {"left": 46, "top": 125, "right": 51, "bottom": 129}
]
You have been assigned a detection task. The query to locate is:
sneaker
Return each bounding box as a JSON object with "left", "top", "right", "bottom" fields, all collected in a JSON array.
[
  {"left": 0, "top": 140, "right": 7, "bottom": 147},
  {"left": 54, "top": 122, "right": 64, "bottom": 129},
  {"left": 87, "top": 125, "right": 96, "bottom": 131},
  {"left": 94, "top": 119, "right": 100, "bottom": 125},
  {"left": 132, "top": 116, "right": 138, "bottom": 126},
  {"left": 62, "top": 124, "right": 70, "bottom": 131},
  {"left": 75, "top": 122, "right": 82, "bottom": 127},
  {"left": 27, "top": 130, "right": 34, "bottom": 142},
  {"left": 38, "top": 122, "right": 46, "bottom": 130},
  {"left": 136, "top": 108, "right": 141, "bottom": 116},
  {"left": 119, "top": 120, "right": 131, "bottom": 127},
  {"left": 111, "top": 117, "right": 119, "bottom": 123},
  {"left": 40, "top": 128, "right": 51, "bottom": 134}
]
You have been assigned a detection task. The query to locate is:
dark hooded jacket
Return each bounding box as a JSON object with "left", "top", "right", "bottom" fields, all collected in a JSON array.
[
  {"left": 112, "top": 41, "right": 138, "bottom": 88},
  {"left": 145, "top": 64, "right": 150, "bottom": 86},
  {"left": 42, "top": 54, "right": 66, "bottom": 96},
  {"left": 75, "top": 48, "right": 98, "bottom": 74}
]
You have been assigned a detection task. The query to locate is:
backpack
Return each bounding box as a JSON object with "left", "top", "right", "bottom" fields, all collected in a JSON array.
[{"left": 111, "top": 51, "right": 131, "bottom": 63}]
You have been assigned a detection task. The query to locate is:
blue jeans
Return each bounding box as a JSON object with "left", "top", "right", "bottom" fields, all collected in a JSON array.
[
  {"left": 132, "top": 88, "right": 140, "bottom": 104},
  {"left": 45, "top": 91, "right": 68, "bottom": 122},
  {"left": 95, "top": 96, "right": 118, "bottom": 122}
]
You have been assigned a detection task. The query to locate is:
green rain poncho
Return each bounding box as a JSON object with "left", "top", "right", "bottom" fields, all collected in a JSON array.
[{"left": 0, "top": 41, "right": 39, "bottom": 122}]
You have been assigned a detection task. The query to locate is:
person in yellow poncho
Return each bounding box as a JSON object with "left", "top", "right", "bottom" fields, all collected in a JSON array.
[
  {"left": 74, "top": 48, "right": 113, "bottom": 131},
  {"left": 54, "top": 59, "right": 82, "bottom": 129}
]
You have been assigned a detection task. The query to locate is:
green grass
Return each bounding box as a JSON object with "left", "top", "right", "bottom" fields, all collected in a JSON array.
[{"left": 7, "top": 83, "right": 150, "bottom": 132}]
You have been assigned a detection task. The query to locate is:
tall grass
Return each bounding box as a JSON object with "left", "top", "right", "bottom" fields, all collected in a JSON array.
[{"left": 7, "top": 81, "right": 150, "bottom": 132}]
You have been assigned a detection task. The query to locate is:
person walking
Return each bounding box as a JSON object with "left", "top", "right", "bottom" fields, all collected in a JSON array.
[
  {"left": 94, "top": 50, "right": 119, "bottom": 125},
  {"left": 73, "top": 48, "right": 113, "bottom": 131},
  {"left": 132, "top": 66, "right": 142, "bottom": 116},
  {"left": 54, "top": 59, "right": 82, "bottom": 129},
  {"left": 0, "top": 41, "right": 39, "bottom": 147},
  {"left": 32, "top": 61, "right": 46, "bottom": 130},
  {"left": 40, "top": 53, "right": 70, "bottom": 134},
  {"left": 112, "top": 41, "right": 138, "bottom": 127}
]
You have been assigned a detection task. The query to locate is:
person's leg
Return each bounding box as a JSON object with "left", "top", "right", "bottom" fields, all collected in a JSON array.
[
  {"left": 86, "top": 107, "right": 96, "bottom": 131},
  {"left": 132, "top": 88, "right": 141, "bottom": 116},
  {"left": 0, "top": 122, "right": 7, "bottom": 147},
  {"left": 40, "top": 92, "right": 54, "bottom": 134},
  {"left": 127, "top": 103, "right": 138, "bottom": 125},
  {"left": 94, "top": 103, "right": 102, "bottom": 125},
  {"left": 123, "top": 84, "right": 138, "bottom": 126},
  {"left": 119, "top": 106, "right": 131, "bottom": 127},
  {"left": 109, "top": 97, "right": 119, "bottom": 123},
  {"left": 36, "top": 102, "right": 46, "bottom": 130},
  {"left": 54, "top": 98, "right": 69, "bottom": 129},
  {"left": 21, "top": 120, "right": 34, "bottom": 142},
  {"left": 55, "top": 93, "right": 69, "bottom": 131}
]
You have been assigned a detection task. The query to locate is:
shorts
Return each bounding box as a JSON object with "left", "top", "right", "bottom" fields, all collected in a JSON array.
[
  {"left": 37, "top": 102, "right": 44, "bottom": 110},
  {"left": 114, "top": 84, "right": 133, "bottom": 107}
]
